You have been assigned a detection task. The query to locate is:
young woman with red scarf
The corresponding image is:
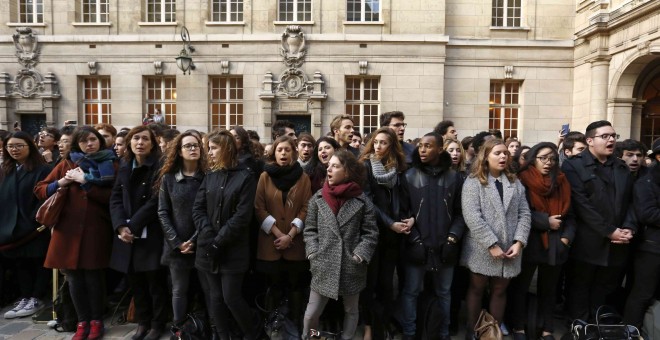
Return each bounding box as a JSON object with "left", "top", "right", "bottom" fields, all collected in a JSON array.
[
  {"left": 508, "top": 142, "right": 576, "bottom": 340},
  {"left": 302, "top": 150, "right": 379, "bottom": 339}
]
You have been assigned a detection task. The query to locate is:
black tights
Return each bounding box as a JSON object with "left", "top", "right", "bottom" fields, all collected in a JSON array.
[
  {"left": 61, "top": 269, "right": 105, "bottom": 322},
  {"left": 466, "top": 272, "right": 510, "bottom": 332}
]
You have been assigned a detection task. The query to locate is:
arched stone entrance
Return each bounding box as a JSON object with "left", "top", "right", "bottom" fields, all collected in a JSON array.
[{"left": 608, "top": 52, "right": 660, "bottom": 145}]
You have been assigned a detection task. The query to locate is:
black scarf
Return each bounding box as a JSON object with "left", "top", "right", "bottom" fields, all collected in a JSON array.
[{"left": 263, "top": 162, "right": 304, "bottom": 192}]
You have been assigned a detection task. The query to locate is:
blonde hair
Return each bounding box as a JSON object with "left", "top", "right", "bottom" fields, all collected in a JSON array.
[
  {"left": 443, "top": 138, "right": 466, "bottom": 172},
  {"left": 470, "top": 138, "right": 516, "bottom": 185}
]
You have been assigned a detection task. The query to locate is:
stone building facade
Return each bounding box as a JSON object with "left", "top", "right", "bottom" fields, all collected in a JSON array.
[{"left": 0, "top": 0, "right": 657, "bottom": 147}]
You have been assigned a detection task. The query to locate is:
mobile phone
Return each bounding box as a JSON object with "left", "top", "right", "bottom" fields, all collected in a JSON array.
[{"left": 560, "top": 124, "right": 570, "bottom": 136}]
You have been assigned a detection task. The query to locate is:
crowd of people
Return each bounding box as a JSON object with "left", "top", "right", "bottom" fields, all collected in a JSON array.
[{"left": 0, "top": 111, "right": 658, "bottom": 340}]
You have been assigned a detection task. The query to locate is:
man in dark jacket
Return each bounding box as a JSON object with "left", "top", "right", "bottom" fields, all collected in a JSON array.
[
  {"left": 562, "top": 120, "right": 636, "bottom": 321},
  {"left": 399, "top": 132, "right": 465, "bottom": 340},
  {"left": 380, "top": 111, "right": 415, "bottom": 164},
  {"left": 623, "top": 138, "right": 660, "bottom": 328}
]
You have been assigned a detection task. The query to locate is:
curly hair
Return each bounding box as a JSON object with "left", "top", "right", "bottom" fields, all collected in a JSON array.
[{"left": 155, "top": 130, "right": 206, "bottom": 190}]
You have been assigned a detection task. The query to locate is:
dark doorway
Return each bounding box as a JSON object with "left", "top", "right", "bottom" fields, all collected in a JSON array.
[
  {"left": 641, "top": 74, "right": 660, "bottom": 149},
  {"left": 277, "top": 115, "right": 311, "bottom": 135},
  {"left": 20, "top": 114, "right": 47, "bottom": 138}
]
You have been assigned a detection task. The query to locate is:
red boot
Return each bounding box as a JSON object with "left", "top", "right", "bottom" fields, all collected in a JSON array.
[
  {"left": 88, "top": 320, "right": 104, "bottom": 340},
  {"left": 72, "top": 321, "right": 89, "bottom": 340}
]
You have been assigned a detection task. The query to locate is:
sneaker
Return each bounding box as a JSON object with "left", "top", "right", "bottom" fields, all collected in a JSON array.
[
  {"left": 4, "top": 298, "right": 28, "bottom": 319},
  {"left": 88, "top": 320, "right": 104, "bottom": 340},
  {"left": 500, "top": 323, "right": 510, "bottom": 336},
  {"left": 72, "top": 321, "right": 90, "bottom": 340},
  {"left": 15, "top": 297, "right": 41, "bottom": 317}
]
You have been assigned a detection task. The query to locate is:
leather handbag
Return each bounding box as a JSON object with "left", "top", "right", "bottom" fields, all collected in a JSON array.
[
  {"left": 570, "top": 305, "right": 641, "bottom": 340},
  {"left": 36, "top": 187, "right": 69, "bottom": 227},
  {"left": 474, "top": 309, "right": 503, "bottom": 340}
]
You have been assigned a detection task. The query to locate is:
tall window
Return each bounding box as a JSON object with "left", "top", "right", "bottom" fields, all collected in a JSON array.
[
  {"left": 489, "top": 81, "right": 521, "bottom": 139},
  {"left": 345, "top": 77, "right": 380, "bottom": 134},
  {"left": 210, "top": 77, "right": 243, "bottom": 130},
  {"left": 19, "top": 0, "right": 44, "bottom": 23},
  {"left": 146, "top": 78, "right": 177, "bottom": 127},
  {"left": 211, "top": 0, "right": 243, "bottom": 22},
  {"left": 82, "top": 78, "right": 112, "bottom": 125},
  {"left": 81, "top": 0, "right": 109, "bottom": 23},
  {"left": 145, "top": 0, "right": 176, "bottom": 23},
  {"left": 641, "top": 75, "right": 660, "bottom": 149},
  {"left": 347, "top": 0, "right": 379, "bottom": 22},
  {"left": 279, "top": 0, "right": 311, "bottom": 22},
  {"left": 492, "top": 0, "right": 521, "bottom": 27}
]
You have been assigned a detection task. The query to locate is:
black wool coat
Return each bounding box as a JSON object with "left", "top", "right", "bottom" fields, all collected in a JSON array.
[
  {"left": 561, "top": 150, "right": 636, "bottom": 266},
  {"left": 109, "top": 154, "right": 163, "bottom": 273},
  {"left": 634, "top": 163, "right": 660, "bottom": 255},
  {"left": 192, "top": 166, "right": 256, "bottom": 274}
]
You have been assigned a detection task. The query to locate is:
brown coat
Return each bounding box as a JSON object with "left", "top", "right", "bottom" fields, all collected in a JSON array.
[
  {"left": 254, "top": 171, "right": 311, "bottom": 261},
  {"left": 35, "top": 159, "right": 117, "bottom": 270}
]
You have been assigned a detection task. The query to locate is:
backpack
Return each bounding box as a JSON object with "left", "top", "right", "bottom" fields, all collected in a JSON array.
[
  {"left": 169, "top": 313, "right": 209, "bottom": 340},
  {"left": 415, "top": 289, "right": 443, "bottom": 340}
]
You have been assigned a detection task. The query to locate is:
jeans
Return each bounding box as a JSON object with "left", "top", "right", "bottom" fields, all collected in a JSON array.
[
  {"left": 198, "top": 271, "right": 255, "bottom": 337},
  {"left": 61, "top": 269, "right": 105, "bottom": 322},
  {"left": 303, "top": 290, "right": 359, "bottom": 340},
  {"left": 400, "top": 263, "right": 454, "bottom": 336},
  {"left": 169, "top": 266, "right": 194, "bottom": 322}
]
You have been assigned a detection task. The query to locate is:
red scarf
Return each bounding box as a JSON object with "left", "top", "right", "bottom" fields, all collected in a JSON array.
[
  {"left": 518, "top": 166, "right": 571, "bottom": 249},
  {"left": 322, "top": 181, "right": 363, "bottom": 215}
]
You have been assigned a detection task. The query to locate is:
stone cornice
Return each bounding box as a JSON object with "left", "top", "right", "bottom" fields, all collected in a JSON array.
[
  {"left": 449, "top": 38, "right": 573, "bottom": 48},
  {"left": 575, "top": 0, "right": 660, "bottom": 39}
]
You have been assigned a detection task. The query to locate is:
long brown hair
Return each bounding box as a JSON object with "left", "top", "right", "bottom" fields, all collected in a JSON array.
[
  {"left": 207, "top": 130, "right": 238, "bottom": 171},
  {"left": 443, "top": 138, "right": 466, "bottom": 172},
  {"left": 123, "top": 125, "right": 160, "bottom": 162},
  {"left": 155, "top": 130, "right": 206, "bottom": 189},
  {"left": 265, "top": 135, "right": 298, "bottom": 166},
  {"left": 359, "top": 127, "right": 406, "bottom": 172},
  {"left": 470, "top": 138, "right": 516, "bottom": 185}
]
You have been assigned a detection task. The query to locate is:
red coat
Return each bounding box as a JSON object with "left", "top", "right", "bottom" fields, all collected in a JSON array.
[{"left": 34, "top": 159, "right": 117, "bottom": 270}]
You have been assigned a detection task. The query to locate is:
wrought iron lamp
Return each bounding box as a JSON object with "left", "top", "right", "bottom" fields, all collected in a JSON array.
[{"left": 175, "top": 26, "right": 196, "bottom": 74}]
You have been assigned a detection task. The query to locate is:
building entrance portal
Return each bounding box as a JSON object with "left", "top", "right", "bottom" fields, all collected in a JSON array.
[{"left": 20, "top": 114, "right": 47, "bottom": 137}]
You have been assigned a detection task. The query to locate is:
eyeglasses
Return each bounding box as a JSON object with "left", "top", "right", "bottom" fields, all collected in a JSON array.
[
  {"left": 5, "top": 144, "right": 28, "bottom": 150},
  {"left": 593, "top": 133, "right": 619, "bottom": 141},
  {"left": 39, "top": 132, "right": 55, "bottom": 138},
  {"left": 181, "top": 143, "right": 200, "bottom": 151},
  {"left": 536, "top": 155, "right": 557, "bottom": 164},
  {"left": 389, "top": 123, "right": 407, "bottom": 129}
]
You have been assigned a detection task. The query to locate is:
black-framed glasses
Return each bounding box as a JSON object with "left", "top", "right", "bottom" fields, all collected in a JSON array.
[
  {"left": 593, "top": 133, "right": 619, "bottom": 141},
  {"left": 5, "top": 144, "right": 28, "bottom": 150},
  {"left": 181, "top": 143, "right": 200, "bottom": 151},
  {"left": 536, "top": 155, "right": 557, "bottom": 164},
  {"left": 389, "top": 123, "right": 407, "bottom": 129},
  {"left": 39, "top": 132, "right": 55, "bottom": 138}
]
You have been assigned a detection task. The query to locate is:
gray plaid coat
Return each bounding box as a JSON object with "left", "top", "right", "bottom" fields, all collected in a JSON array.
[{"left": 304, "top": 191, "right": 379, "bottom": 300}]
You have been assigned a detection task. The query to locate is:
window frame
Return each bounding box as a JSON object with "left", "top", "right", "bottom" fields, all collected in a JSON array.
[
  {"left": 210, "top": 0, "right": 244, "bottom": 23},
  {"left": 491, "top": 0, "right": 522, "bottom": 28},
  {"left": 145, "top": 77, "right": 177, "bottom": 128},
  {"left": 346, "top": 0, "right": 380, "bottom": 22},
  {"left": 209, "top": 76, "right": 244, "bottom": 130},
  {"left": 145, "top": 0, "right": 176, "bottom": 23},
  {"left": 278, "top": 0, "right": 312, "bottom": 22},
  {"left": 345, "top": 76, "right": 380, "bottom": 135},
  {"left": 18, "top": 0, "right": 44, "bottom": 24},
  {"left": 80, "top": 0, "right": 109, "bottom": 23},
  {"left": 489, "top": 80, "right": 522, "bottom": 139},
  {"left": 82, "top": 77, "right": 112, "bottom": 125}
]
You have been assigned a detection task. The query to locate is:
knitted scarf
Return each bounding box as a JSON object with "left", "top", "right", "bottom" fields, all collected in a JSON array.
[
  {"left": 70, "top": 149, "right": 117, "bottom": 186},
  {"left": 370, "top": 155, "right": 397, "bottom": 189},
  {"left": 518, "top": 166, "right": 571, "bottom": 249},
  {"left": 322, "top": 180, "right": 363, "bottom": 215},
  {"left": 263, "top": 162, "right": 303, "bottom": 193}
]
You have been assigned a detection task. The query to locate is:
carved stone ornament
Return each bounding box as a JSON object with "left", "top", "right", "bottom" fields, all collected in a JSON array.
[
  {"left": 280, "top": 26, "right": 307, "bottom": 68},
  {"left": 276, "top": 68, "right": 313, "bottom": 98},
  {"left": 12, "top": 69, "right": 45, "bottom": 98},
  {"left": 12, "top": 27, "right": 40, "bottom": 69}
]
